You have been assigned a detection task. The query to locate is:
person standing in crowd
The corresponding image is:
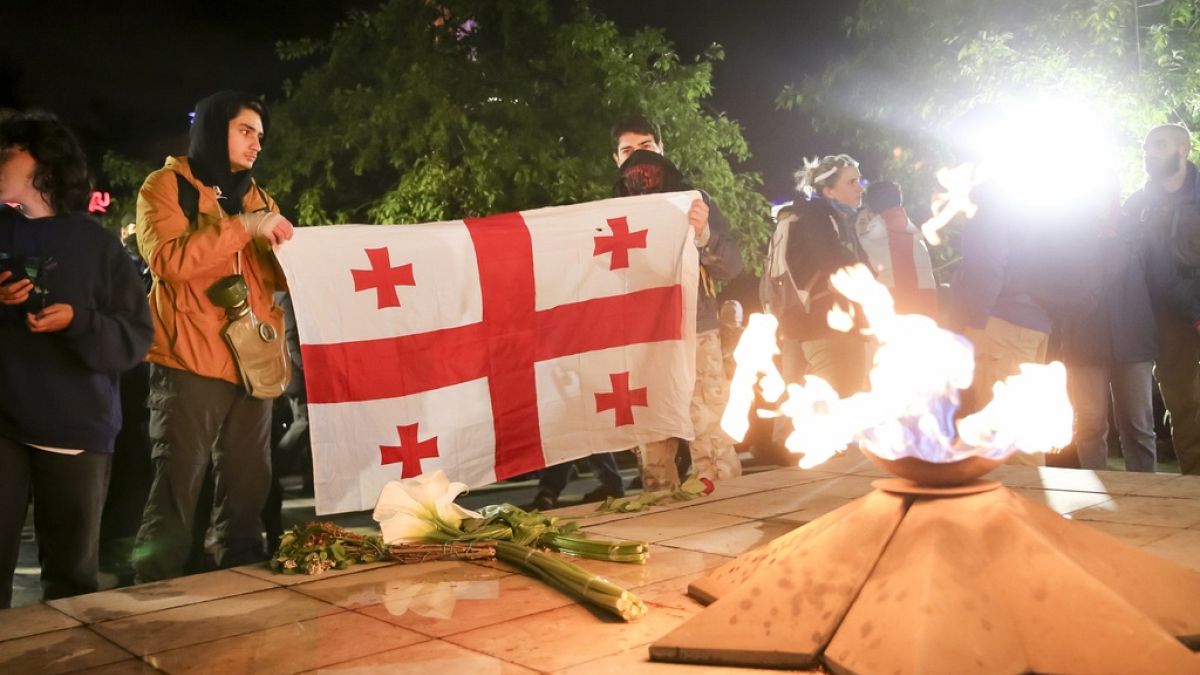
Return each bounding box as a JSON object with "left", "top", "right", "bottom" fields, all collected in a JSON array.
[
  {"left": 948, "top": 175, "right": 1096, "bottom": 431},
  {"left": 1061, "top": 176, "right": 1197, "bottom": 472},
  {"left": 98, "top": 223, "right": 155, "bottom": 585},
  {"left": 133, "top": 91, "right": 294, "bottom": 581},
  {"left": 783, "top": 154, "right": 872, "bottom": 397},
  {"left": 1124, "top": 123, "right": 1200, "bottom": 475},
  {"left": 858, "top": 181, "right": 939, "bottom": 320},
  {"left": 610, "top": 115, "right": 744, "bottom": 492},
  {"left": 0, "top": 110, "right": 153, "bottom": 606}
]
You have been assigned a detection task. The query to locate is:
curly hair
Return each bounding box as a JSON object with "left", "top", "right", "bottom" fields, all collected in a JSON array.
[
  {"left": 0, "top": 110, "right": 92, "bottom": 214},
  {"left": 795, "top": 154, "right": 859, "bottom": 198}
]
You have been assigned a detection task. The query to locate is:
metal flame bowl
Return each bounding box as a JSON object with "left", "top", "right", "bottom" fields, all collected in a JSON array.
[{"left": 861, "top": 449, "right": 1004, "bottom": 486}]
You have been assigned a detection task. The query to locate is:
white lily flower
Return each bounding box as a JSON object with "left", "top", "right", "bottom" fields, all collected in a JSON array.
[
  {"left": 376, "top": 509, "right": 438, "bottom": 544},
  {"left": 373, "top": 470, "right": 483, "bottom": 544}
]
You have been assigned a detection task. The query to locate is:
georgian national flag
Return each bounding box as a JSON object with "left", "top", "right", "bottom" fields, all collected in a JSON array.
[{"left": 275, "top": 192, "right": 699, "bottom": 514}]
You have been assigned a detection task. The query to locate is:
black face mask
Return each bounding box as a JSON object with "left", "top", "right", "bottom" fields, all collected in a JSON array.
[
  {"left": 622, "top": 162, "right": 665, "bottom": 195},
  {"left": 616, "top": 149, "right": 690, "bottom": 197},
  {"left": 1146, "top": 150, "right": 1183, "bottom": 180}
]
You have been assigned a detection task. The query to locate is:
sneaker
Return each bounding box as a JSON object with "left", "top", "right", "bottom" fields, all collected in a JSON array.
[{"left": 530, "top": 489, "right": 558, "bottom": 512}]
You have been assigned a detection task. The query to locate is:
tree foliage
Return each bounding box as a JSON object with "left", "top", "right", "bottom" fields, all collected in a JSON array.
[
  {"left": 96, "top": 151, "right": 154, "bottom": 233},
  {"left": 258, "top": 0, "right": 771, "bottom": 260},
  {"left": 780, "top": 0, "right": 1200, "bottom": 194}
]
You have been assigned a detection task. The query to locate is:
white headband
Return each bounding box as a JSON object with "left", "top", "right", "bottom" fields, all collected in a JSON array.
[
  {"left": 799, "top": 156, "right": 850, "bottom": 196},
  {"left": 813, "top": 166, "right": 840, "bottom": 185}
]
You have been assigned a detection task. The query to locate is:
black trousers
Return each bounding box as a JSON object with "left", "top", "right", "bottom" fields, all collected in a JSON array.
[
  {"left": 133, "top": 365, "right": 271, "bottom": 582},
  {"left": 0, "top": 436, "right": 112, "bottom": 608}
]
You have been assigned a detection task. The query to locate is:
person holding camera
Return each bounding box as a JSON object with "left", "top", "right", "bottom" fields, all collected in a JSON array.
[
  {"left": 0, "top": 110, "right": 153, "bottom": 607},
  {"left": 132, "top": 91, "right": 294, "bottom": 581}
]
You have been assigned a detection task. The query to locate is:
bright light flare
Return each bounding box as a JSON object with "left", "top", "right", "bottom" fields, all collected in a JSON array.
[
  {"left": 957, "top": 96, "right": 1119, "bottom": 216},
  {"left": 920, "top": 96, "right": 1120, "bottom": 246}
]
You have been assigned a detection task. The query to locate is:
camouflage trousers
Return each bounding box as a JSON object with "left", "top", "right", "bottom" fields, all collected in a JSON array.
[{"left": 637, "top": 330, "right": 742, "bottom": 491}]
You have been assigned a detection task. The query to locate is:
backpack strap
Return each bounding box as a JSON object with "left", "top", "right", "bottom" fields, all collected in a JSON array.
[
  {"left": 173, "top": 171, "right": 200, "bottom": 227},
  {"left": 173, "top": 171, "right": 273, "bottom": 223},
  {"left": 253, "top": 182, "right": 272, "bottom": 214}
]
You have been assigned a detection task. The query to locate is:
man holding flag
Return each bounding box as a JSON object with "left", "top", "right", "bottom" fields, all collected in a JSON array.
[
  {"left": 607, "top": 115, "right": 745, "bottom": 492},
  {"left": 277, "top": 154, "right": 709, "bottom": 514}
]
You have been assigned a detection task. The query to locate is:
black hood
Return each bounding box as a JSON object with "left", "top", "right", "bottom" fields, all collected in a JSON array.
[
  {"left": 187, "top": 91, "right": 269, "bottom": 215},
  {"left": 614, "top": 149, "right": 691, "bottom": 196}
]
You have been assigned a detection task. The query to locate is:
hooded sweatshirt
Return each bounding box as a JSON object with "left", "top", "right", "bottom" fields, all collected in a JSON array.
[
  {"left": 613, "top": 150, "right": 743, "bottom": 333},
  {"left": 859, "top": 205, "right": 939, "bottom": 319},
  {"left": 0, "top": 207, "right": 154, "bottom": 452},
  {"left": 187, "top": 91, "right": 269, "bottom": 216},
  {"left": 136, "top": 93, "right": 285, "bottom": 386}
]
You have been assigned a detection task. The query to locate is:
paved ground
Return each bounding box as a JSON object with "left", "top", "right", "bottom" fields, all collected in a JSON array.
[
  {"left": 3, "top": 455, "right": 1198, "bottom": 673},
  {"left": 10, "top": 452, "right": 654, "bottom": 608},
  {"left": 11, "top": 451, "right": 1179, "bottom": 608}
]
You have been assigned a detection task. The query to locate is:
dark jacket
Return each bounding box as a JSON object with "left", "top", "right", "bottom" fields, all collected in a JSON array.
[
  {"left": 0, "top": 207, "right": 154, "bottom": 453},
  {"left": 948, "top": 186, "right": 1098, "bottom": 333},
  {"left": 613, "top": 150, "right": 743, "bottom": 333},
  {"left": 1123, "top": 161, "right": 1200, "bottom": 325},
  {"left": 1059, "top": 224, "right": 1192, "bottom": 365},
  {"left": 781, "top": 196, "right": 871, "bottom": 341}
]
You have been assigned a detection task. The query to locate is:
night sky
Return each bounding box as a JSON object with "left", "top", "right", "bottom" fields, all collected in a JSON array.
[{"left": 0, "top": 1, "right": 857, "bottom": 201}]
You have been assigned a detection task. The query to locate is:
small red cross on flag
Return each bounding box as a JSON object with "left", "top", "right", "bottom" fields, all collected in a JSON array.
[
  {"left": 277, "top": 192, "right": 699, "bottom": 514},
  {"left": 595, "top": 372, "right": 649, "bottom": 426},
  {"left": 593, "top": 216, "right": 648, "bottom": 270},
  {"left": 352, "top": 247, "right": 415, "bottom": 309},
  {"left": 379, "top": 423, "right": 440, "bottom": 478}
]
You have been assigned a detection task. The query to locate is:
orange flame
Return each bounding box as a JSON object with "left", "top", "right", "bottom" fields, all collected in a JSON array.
[
  {"left": 957, "top": 362, "right": 1074, "bottom": 455},
  {"left": 720, "top": 313, "right": 786, "bottom": 442},
  {"left": 920, "top": 163, "right": 979, "bottom": 246},
  {"left": 722, "top": 264, "right": 1072, "bottom": 467}
]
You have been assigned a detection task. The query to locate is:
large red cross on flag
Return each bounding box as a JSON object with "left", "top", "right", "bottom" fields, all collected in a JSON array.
[{"left": 276, "top": 192, "right": 699, "bottom": 514}]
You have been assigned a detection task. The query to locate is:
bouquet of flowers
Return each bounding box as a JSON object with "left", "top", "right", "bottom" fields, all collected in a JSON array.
[
  {"left": 374, "top": 471, "right": 649, "bottom": 621},
  {"left": 270, "top": 521, "right": 495, "bottom": 576}
]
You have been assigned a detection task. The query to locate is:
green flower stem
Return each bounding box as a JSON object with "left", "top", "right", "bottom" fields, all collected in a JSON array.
[
  {"left": 493, "top": 541, "right": 646, "bottom": 622},
  {"left": 547, "top": 534, "right": 648, "bottom": 563}
]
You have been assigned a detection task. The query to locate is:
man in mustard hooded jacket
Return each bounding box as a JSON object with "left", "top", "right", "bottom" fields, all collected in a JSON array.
[{"left": 133, "top": 91, "right": 294, "bottom": 581}]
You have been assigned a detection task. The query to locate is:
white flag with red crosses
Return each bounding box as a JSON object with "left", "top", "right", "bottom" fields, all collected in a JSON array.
[{"left": 276, "top": 192, "right": 699, "bottom": 514}]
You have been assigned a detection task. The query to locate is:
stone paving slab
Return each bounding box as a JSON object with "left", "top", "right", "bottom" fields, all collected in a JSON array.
[{"left": 1, "top": 467, "right": 1197, "bottom": 673}]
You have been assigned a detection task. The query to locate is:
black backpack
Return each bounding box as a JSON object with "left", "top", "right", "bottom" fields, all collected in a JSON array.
[{"left": 174, "top": 172, "right": 200, "bottom": 225}]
